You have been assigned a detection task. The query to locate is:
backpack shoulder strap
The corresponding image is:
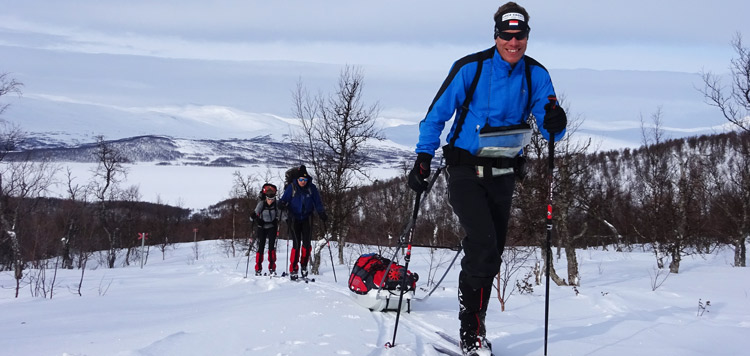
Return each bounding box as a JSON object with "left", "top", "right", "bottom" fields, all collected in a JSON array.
[
  {"left": 525, "top": 55, "right": 533, "bottom": 114},
  {"left": 448, "top": 47, "right": 495, "bottom": 147},
  {"left": 522, "top": 55, "right": 552, "bottom": 121}
]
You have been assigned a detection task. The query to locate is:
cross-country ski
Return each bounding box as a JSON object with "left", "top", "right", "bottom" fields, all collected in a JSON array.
[{"left": 434, "top": 330, "right": 495, "bottom": 356}]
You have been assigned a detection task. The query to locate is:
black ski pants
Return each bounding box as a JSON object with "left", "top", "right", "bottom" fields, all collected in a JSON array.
[
  {"left": 256, "top": 225, "right": 277, "bottom": 255},
  {"left": 255, "top": 225, "right": 278, "bottom": 272},
  {"left": 446, "top": 165, "right": 515, "bottom": 291},
  {"left": 289, "top": 217, "right": 312, "bottom": 272}
]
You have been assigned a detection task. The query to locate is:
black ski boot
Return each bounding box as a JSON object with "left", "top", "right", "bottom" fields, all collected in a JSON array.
[
  {"left": 460, "top": 335, "right": 492, "bottom": 356},
  {"left": 458, "top": 271, "right": 493, "bottom": 356},
  {"left": 255, "top": 270, "right": 262, "bottom": 277}
]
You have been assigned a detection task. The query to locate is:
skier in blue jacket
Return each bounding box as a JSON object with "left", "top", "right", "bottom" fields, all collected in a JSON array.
[
  {"left": 278, "top": 165, "right": 327, "bottom": 279},
  {"left": 407, "top": 2, "right": 567, "bottom": 355}
]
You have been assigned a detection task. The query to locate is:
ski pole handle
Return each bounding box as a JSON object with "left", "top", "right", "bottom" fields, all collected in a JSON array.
[
  {"left": 546, "top": 95, "right": 557, "bottom": 169},
  {"left": 547, "top": 95, "right": 557, "bottom": 109}
]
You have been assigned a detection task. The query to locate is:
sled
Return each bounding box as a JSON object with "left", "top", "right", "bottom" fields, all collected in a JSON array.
[
  {"left": 348, "top": 253, "right": 418, "bottom": 313},
  {"left": 350, "top": 288, "right": 413, "bottom": 313}
]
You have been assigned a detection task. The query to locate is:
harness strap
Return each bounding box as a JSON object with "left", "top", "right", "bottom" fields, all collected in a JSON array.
[{"left": 442, "top": 146, "right": 518, "bottom": 168}]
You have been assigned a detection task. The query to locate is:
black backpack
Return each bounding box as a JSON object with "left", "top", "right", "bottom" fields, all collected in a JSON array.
[{"left": 284, "top": 165, "right": 302, "bottom": 189}]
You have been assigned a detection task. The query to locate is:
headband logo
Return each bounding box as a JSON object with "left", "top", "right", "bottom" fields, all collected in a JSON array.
[{"left": 501, "top": 12, "right": 525, "bottom": 23}]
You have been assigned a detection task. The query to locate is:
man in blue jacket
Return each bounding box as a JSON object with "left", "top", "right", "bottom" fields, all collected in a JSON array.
[
  {"left": 407, "top": 2, "right": 567, "bottom": 355},
  {"left": 279, "top": 165, "right": 327, "bottom": 279}
]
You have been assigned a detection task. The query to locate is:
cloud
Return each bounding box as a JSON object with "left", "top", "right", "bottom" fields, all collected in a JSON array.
[
  {"left": 1, "top": 0, "right": 745, "bottom": 152},
  {"left": 2, "top": 0, "right": 747, "bottom": 72}
]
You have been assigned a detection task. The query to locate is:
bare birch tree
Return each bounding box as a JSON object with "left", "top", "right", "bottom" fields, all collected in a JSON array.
[
  {"left": 0, "top": 72, "right": 22, "bottom": 117},
  {"left": 700, "top": 32, "right": 750, "bottom": 132},
  {"left": 89, "top": 136, "right": 128, "bottom": 268},
  {"left": 700, "top": 32, "right": 750, "bottom": 266},
  {"left": 291, "top": 65, "right": 383, "bottom": 274}
]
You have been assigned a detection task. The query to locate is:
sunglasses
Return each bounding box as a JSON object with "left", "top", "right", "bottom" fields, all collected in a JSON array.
[
  {"left": 266, "top": 196, "right": 276, "bottom": 200},
  {"left": 496, "top": 30, "right": 529, "bottom": 41},
  {"left": 297, "top": 177, "right": 309, "bottom": 182}
]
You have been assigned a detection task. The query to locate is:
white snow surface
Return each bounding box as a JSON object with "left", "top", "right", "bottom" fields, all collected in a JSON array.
[
  {"left": 1, "top": 240, "right": 748, "bottom": 356},
  {"left": 53, "top": 163, "right": 406, "bottom": 211}
]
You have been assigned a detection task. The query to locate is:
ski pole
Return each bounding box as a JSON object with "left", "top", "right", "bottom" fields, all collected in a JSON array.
[
  {"left": 323, "top": 223, "right": 337, "bottom": 282},
  {"left": 544, "top": 95, "right": 558, "bottom": 356},
  {"left": 384, "top": 189, "right": 422, "bottom": 349},
  {"left": 245, "top": 247, "right": 251, "bottom": 278},
  {"left": 285, "top": 218, "right": 290, "bottom": 275},
  {"left": 288, "top": 219, "right": 296, "bottom": 275},
  {"left": 245, "top": 226, "right": 255, "bottom": 278},
  {"left": 384, "top": 162, "right": 446, "bottom": 348},
  {"left": 379, "top": 164, "right": 444, "bottom": 291},
  {"left": 271, "top": 228, "right": 279, "bottom": 275}
]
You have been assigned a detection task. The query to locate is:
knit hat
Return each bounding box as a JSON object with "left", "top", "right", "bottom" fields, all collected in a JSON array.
[
  {"left": 494, "top": 11, "right": 529, "bottom": 38},
  {"left": 297, "top": 165, "right": 310, "bottom": 179}
]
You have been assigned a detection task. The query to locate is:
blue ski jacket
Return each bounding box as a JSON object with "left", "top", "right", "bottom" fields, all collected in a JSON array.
[
  {"left": 416, "top": 47, "right": 565, "bottom": 156},
  {"left": 279, "top": 179, "right": 326, "bottom": 222}
]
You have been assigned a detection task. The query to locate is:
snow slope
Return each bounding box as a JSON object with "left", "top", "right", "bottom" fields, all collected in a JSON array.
[{"left": 1, "top": 240, "right": 748, "bottom": 356}]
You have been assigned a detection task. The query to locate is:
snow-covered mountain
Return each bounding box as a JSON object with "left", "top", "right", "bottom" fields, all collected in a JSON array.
[
  {"left": 3, "top": 66, "right": 735, "bottom": 157},
  {"left": 1, "top": 36, "right": 736, "bottom": 155},
  {"left": 5, "top": 94, "right": 414, "bottom": 169},
  {"left": 10, "top": 133, "right": 412, "bottom": 170}
]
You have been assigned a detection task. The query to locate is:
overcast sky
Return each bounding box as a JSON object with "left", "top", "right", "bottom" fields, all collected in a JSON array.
[
  {"left": 2, "top": 0, "right": 747, "bottom": 72},
  {"left": 1, "top": 0, "right": 748, "bottom": 149}
]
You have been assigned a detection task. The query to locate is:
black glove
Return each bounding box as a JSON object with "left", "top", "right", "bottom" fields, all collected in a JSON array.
[
  {"left": 543, "top": 97, "right": 567, "bottom": 135},
  {"left": 251, "top": 214, "right": 263, "bottom": 227},
  {"left": 319, "top": 211, "right": 328, "bottom": 223},
  {"left": 408, "top": 153, "right": 432, "bottom": 193}
]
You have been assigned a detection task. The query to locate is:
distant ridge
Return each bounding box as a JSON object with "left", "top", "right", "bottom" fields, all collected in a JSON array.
[{"left": 7, "top": 134, "right": 413, "bottom": 169}]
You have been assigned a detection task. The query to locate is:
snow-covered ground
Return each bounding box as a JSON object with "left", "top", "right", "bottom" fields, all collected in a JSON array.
[{"left": 1, "top": 239, "right": 748, "bottom": 356}]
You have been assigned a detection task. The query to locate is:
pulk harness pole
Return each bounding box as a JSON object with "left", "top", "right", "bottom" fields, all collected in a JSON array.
[
  {"left": 414, "top": 245, "right": 462, "bottom": 302},
  {"left": 544, "top": 96, "right": 558, "bottom": 356},
  {"left": 384, "top": 164, "right": 444, "bottom": 349}
]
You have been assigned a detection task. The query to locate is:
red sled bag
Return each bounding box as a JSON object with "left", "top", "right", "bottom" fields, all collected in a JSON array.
[{"left": 348, "top": 253, "right": 418, "bottom": 295}]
